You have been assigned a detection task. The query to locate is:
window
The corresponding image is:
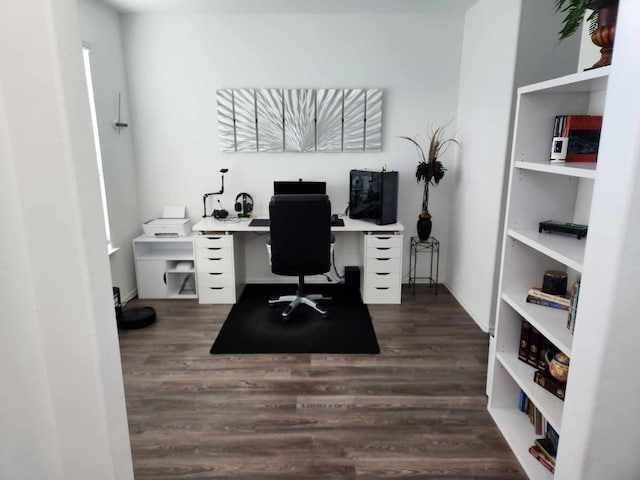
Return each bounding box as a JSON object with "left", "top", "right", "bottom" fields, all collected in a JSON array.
[{"left": 82, "top": 45, "right": 115, "bottom": 253}]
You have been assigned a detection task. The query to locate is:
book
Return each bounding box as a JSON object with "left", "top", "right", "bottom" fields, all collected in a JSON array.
[
  {"left": 561, "top": 115, "right": 603, "bottom": 163},
  {"left": 518, "top": 390, "right": 528, "bottom": 413},
  {"left": 535, "top": 437, "right": 558, "bottom": 466},
  {"left": 528, "top": 287, "right": 571, "bottom": 307},
  {"left": 545, "top": 423, "right": 560, "bottom": 452},
  {"left": 550, "top": 115, "right": 603, "bottom": 163},
  {"left": 534, "top": 408, "right": 544, "bottom": 436},
  {"left": 529, "top": 445, "right": 556, "bottom": 473},
  {"left": 537, "top": 336, "right": 557, "bottom": 371},
  {"left": 528, "top": 326, "right": 541, "bottom": 368},
  {"left": 526, "top": 294, "right": 570, "bottom": 311},
  {"left": 567, "top": 280, "right": 581, "bottom": 334},
  {"left": 518, "top": 320, "right": 531, "bottom": 363},
  {"left": 533, "top": 370, "right": 566, "bottom": 401}
]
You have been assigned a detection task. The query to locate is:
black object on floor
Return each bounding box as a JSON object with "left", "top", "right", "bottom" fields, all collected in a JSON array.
[
  {"left": 210, "top": 284, "right": 380, "bottom": 354},
  {"left": 118, "top": 306, "right": 156, "bottom": 329}
]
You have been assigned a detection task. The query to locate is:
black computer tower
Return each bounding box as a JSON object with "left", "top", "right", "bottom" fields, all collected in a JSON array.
[{"left": 349, "top": 170, "right": 398, "bottom": 225}]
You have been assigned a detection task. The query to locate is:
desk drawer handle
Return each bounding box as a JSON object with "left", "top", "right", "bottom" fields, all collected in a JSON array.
[
  {"left": 208, "top": 287, "right": 224, "bottom": 290},
  {"left": 375, "top": 247, "right": 391, "bottom": 251},
  {"left": 205, "top": 237, "right": 222, "bottom": 240},
  {"left": 376, "top": 236, "right": 392, "bottom": 240},
  {"left": 208, "top": 272, "right": 223, "bottom": 276},
  {"left": 207, "top": 257, "right": 223, "bottom": 261},
  {"left": 375, "top": 258, "right": 391, "bottom": 261},
  {"left": 207, "top": 247, "right": 222, "bottom": 250},
  {"left": 375, "top": 272, "right": 390, "bottom": 276},
  {"left": 374, "top": 287, "right": 390, "bottom": 290}
]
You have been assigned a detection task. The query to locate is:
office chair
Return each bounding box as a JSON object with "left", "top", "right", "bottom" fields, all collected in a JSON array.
[{"left": 268, "top": 194, "right": 332, "bottom": 319}]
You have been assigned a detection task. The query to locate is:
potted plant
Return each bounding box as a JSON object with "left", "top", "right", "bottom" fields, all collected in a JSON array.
[
  {"left": 400, "top": 124, "right": 458, "bottom": 241},
  {"left": 555, "top": 0, "right": 619, "bottom": 69}
]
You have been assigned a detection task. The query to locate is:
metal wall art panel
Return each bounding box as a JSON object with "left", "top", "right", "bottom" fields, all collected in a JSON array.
[
  {"left": 217, "top": 88, "right": 383, "bottom": 153},
  {"left": 342, "top": 89, "right": 366, "bottom": 152},
  {"left": 216, "top": 89, "right": 236, "bottom": 152},
  {"left": 284, "top": 89, "right": 315, "bottom": 152},
  {"left": 365, "top": 89, "right": 383, "bottom": 151},
  {"left": 233, "top": 89, "right": 257, "bottom": 152},
  {"left": 256, "top": 89, "right": 284, "bottom": 152},
  {"left": 316, "top": 89, "right": 343, "bottom": 152}
]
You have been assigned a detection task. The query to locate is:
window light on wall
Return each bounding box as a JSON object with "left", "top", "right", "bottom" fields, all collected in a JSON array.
[{"left": 82, "top": 45, "right": 115, "bottom": 254}]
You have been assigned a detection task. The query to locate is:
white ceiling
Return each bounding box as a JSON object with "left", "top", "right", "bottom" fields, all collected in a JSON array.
[{"left": 97, "top": 0, "right": 478, "bottom": 15}]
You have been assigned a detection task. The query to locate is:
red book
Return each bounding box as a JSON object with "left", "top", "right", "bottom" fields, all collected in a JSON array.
[
  {"left": 529, "top": 445, "right": 555, "bottom": 473},
  {"left": 561, "top": 115, "right": 603, "bottom": 163}
]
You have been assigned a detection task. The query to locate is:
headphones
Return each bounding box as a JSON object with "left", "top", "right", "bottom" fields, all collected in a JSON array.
[{"left": 234, "top": 192, "right": 254, "bottom": 218}]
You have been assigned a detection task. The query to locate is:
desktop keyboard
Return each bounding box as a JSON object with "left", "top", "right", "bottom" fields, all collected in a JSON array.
[{"left": 248, "top": 218, "right": 345, "bottom": 227}]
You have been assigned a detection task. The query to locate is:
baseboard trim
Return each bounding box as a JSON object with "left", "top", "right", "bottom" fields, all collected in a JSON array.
[{"left": 443, "top": 281, "right": 491, "bottom": 334}]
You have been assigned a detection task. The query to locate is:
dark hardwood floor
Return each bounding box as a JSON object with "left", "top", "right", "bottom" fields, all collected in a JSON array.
[{"left": 119, "top": 285, "right": 526, "bottom": 480}]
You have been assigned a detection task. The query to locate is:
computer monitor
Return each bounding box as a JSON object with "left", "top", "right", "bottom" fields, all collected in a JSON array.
[{"left": 273, "top": 180, "right": 326, "bottom": 195}]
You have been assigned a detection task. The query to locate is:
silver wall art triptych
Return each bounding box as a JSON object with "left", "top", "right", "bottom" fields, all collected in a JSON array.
[{"left": 217, "top": 88, "right": 383, "bottom": 153}]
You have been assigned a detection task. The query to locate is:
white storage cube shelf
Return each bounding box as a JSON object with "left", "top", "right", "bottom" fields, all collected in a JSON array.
[
  {"left": 489, "top": 67, "right": 609, "bottom": 479},
  {"left": 133, "top": 235, "right": 197, "bottom": 299}
]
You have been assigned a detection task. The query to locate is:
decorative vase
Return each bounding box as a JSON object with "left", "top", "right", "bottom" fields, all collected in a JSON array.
[
  {"left": 417, "top": 216, "right": 432, "bottom": 240},
  {"left": 588, "top": 0, "right": 619, "bottom": 69},
  {"left": 545, "top": 351, "right": 570, "bottom": 383}
]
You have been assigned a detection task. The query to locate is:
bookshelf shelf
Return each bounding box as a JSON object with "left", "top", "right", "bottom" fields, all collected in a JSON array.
[
  {"left": 496, "top": 351, "right": 564, "bottom": 432},
  {"left": 515, "top": 160, "right": 596, "bottom": 179},
  {"left": 489, "top": 407, "right": 554, "bottom": 480},
  {"left": 508, "top": 228, "right": 585, "bottom": 273},
  {"left": 489, "top": 67, "right": 609, "bottom": 478},
  {"left": 502, "top": 292, "right": 573, "bottom": 356}
]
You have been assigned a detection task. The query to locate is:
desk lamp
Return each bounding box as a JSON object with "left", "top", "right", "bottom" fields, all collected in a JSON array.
[{"left": 202, "top": 168, "right": 228, "bottom": 217}]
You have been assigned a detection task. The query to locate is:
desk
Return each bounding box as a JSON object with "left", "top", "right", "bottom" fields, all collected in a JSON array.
[{"left": 192, "top": 216, "right": 404, "bottom": 305}]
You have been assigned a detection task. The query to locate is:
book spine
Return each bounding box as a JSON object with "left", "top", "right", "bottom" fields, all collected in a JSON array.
[
  {"left": 528, "top": 326, "right": 541, "bottom": 367},
  {"left": 527, "top": 295, "right": 570, "bottom": 311},
  {"left": 519, "top": 390, "right": 527, "bottom": 412},
  {"left": 528, "top": 287, "right": 571, "bottom": 306},
  {"left": 529, "top": 446, "right": 556, "bottom": 473},
  {"left": 569, "top": 280, "right": 581, "bottom": 333},
  {"left": 533, "top": 370, "right": 566, "bottom": 401},
  {"left": 537, "top": 336, "right": 553, "bottom": 370},
  {"left": 518, "top": 320, "right": 531, "bottom": 363}
]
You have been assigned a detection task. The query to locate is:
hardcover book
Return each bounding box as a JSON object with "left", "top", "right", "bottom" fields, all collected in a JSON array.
[
  {"left": 534, "top": 437, "right": 558, "bottom": 465},
  {"left": 533, "top": 370, "right": 566, "bottom": 401},
  {"left": 518, "top": 320, "right": 531, "bottom": 363},
  {"left": 550, "top": 115, "right": 603, "bottom": 163},
  {"left": 529, "top": 445, "right": 555, "bottom": 473},
  {"left": 528, "top": 326, "right": 541, "bottom": 368}
]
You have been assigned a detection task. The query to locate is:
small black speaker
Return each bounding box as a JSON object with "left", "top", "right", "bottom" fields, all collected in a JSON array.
[{"left": 344, "top": 266, "right": 360, "bottom": 291}]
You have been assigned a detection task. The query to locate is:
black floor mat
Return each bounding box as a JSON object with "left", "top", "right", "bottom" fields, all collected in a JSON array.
[{"left": 210, "top": 283, "right": 380, "bottom": 354}]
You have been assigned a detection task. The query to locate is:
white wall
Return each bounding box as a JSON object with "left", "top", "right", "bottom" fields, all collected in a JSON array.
[
  {"left": 447, "top": 0, "right": 580, "bottom": 332},
  {"left": 0, "top": 0, "right": 133, "bottom": 478},
  {"left": 120, "top": 12, "right": 466, "bottom": 283},
  {"left": 78, "top": 0, "right": 141, "bottom": 301}
]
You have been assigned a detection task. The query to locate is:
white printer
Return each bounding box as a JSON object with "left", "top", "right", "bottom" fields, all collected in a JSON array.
[{"left": 142, "top": 205, "right": 192, "bottom": 237}]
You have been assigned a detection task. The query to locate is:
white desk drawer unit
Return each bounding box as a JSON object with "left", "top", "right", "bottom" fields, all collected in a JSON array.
[
  {"left": 195, "top": 234, "right": 239, "bottom": 304},
  {"left": 362, "top": 233, "right": 403, "bottom": 304}
]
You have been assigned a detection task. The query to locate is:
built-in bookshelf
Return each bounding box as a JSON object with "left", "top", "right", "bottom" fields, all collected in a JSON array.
[{"left": 488, "top": 66, "right": 610, "bottom": 479}]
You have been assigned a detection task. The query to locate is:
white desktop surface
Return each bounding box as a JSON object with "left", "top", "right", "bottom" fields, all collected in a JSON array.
[{"left": 193, "top": 216, "right": 404, "bottom": 233}]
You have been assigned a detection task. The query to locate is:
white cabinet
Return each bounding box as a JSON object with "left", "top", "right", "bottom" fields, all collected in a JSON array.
[
  {"left": 195, "top": 233, "right": 242, "bottom": 304},
  {"left": 133, "top": 234, "right": 197, "bottom": 299},
  {"left": 361, "top": 233, "right": 403, "bottom": 304},
  {"left": 488, "top": 67, "right": 610, "bottom": 479}
]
